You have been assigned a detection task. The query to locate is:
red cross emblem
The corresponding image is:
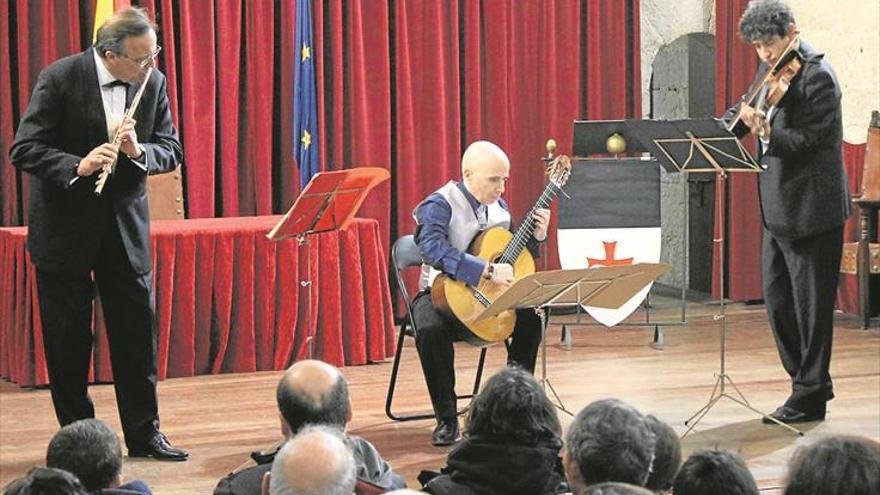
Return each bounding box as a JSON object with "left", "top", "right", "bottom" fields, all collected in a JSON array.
[{"left": 587, "top": 241, "right": 634, "bottom": 267}]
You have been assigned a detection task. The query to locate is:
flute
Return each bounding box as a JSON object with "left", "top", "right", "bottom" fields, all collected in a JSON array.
[{"left": 94, "top": 67, "right": 153, "bottom": 196}]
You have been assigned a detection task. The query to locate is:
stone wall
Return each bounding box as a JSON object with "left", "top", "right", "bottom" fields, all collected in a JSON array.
[
  {"left": 640, "top": 0, "right": 714, "bottom": 118},
  {"left": 786, "top": 0, "right": 880, "bottom": 143}
]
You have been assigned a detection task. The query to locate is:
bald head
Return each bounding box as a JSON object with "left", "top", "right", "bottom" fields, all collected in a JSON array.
[
  {"left": 269, "top": 425, "right": 356, "bottom": 495},
  {"left": 461, "top": 140, "right": 510, "bottom": 204},
  {"left": 276, "top": 360, "right": 350, "bottom": 435}
]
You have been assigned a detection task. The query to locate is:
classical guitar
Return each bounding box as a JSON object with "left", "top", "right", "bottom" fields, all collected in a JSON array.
[{"left": 431, "top": 155, "right": 572, "bottom": 346}]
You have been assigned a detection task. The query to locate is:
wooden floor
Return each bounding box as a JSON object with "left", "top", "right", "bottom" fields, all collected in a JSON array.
[{"left": 1, "top": 302, "right": 878, "bottom": 494}]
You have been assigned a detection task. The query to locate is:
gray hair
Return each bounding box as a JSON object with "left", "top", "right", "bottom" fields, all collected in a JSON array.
[
  {"left": 738, "top": 0, "right": 796, "bottom": 43},
  {"left": 45, "top": 419, "right": 122, "bottom": 492},
  {"left": 270, "top": 425, "right": 357, "bottom": 495},
  {"left": 94, "top": 7, "right": 157, "bottom": 57}
]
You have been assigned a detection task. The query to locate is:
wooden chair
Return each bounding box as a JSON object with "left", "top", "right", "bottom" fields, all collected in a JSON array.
[
  {"left": 842, "top": 111, "right": 880, "bottom": 328},
  {"left": 146, "top": 164, "right": 185, "bottom": 220}
]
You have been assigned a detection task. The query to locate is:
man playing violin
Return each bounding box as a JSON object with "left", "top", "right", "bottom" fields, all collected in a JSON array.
[{"left": 724, "top": 0, "right": 850, "bottom": 425}]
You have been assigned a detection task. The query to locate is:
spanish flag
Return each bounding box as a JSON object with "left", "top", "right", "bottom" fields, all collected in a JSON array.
[{"left": 92, "top": 0, "right": 132, "bottom": 42}]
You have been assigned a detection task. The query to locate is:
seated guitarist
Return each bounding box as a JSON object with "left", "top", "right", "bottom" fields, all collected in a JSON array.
[{"left": 412, "top": 140, "right": 551, "bottom": 446}]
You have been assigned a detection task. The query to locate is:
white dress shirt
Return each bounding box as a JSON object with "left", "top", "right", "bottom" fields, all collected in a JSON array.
[{"left": 72, "top": 49, "right": 148, "bottom": 185}]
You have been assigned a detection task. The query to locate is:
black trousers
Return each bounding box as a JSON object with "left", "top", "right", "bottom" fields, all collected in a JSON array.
[
  {"left": 411, "top": 291, "right": 542, "bottom": 422},
  {"left": 35, "top": 215, "right": 159, "bottom": 448},
  {"left": 762, "top": 226, "right": 843, "bottom": 414}
]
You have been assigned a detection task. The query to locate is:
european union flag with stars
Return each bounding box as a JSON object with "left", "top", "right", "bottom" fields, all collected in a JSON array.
[{"left": 294, "top": 0, "right": 319, "bottom": 189}]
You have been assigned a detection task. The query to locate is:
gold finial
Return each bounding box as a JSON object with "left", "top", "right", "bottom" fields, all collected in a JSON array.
[
  {"left": 546, "top": 139, "right": 557, "bottom": 158},
  {"left": 606, "top": 133, "right": 626, "bottom": 155}
]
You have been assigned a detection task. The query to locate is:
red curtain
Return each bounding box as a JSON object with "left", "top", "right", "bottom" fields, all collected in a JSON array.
[
  {"left": 714, "top": 0, "right": 763, "bottom": 302},
  {"left": 0, "top": 1, "right": 15, "bottom": 225},
  {"left": 3, "top": 0, "right": 641, "bottom": 269},
  {"left": 392, "top": 0, "right": 641, "bottom": 271}
]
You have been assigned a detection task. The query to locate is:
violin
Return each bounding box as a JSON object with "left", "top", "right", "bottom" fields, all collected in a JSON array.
[
  {"left": 727, "top": 34, "right": 804, "bottom": 133},
  {"left": 760, "top": 50, "right": 802, "bottom": 111}
]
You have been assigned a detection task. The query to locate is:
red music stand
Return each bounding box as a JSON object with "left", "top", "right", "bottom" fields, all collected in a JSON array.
[{"left": 267, "top": 167, "right": 390, "bottom": 358}]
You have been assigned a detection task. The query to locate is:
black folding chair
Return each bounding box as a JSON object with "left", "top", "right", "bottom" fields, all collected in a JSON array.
[{"left": 384, "top": 234, "right": 488, "bottom": 421}]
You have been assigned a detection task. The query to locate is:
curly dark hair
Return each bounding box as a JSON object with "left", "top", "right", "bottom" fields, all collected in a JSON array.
[
  {"left": 465, "top": 365, "right": 562, "bottom": 446},
  {"left": 738, "top": 0, "right": 796, "bottom": 43},
  {"left": 564, "top": 399, "right": 656, "bottom": 487},
  {"left": 783, "top": 435, "right": 880, "bottom": 495}
]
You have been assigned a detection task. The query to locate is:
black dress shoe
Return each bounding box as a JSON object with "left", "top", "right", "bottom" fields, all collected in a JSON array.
[
  {"left": 431, "top": 420, "right": 460, "bottom": 447},
  {"left": 129, "top": 431, "right": 189, "bottom": 461},
  {"left": 762, "top": 406, "right": 826, "bottom": 425}
]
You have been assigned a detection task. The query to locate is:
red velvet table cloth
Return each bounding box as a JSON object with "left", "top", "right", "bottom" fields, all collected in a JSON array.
[{"left": 0, "top": 216, "right": 396, "bottom": 387}]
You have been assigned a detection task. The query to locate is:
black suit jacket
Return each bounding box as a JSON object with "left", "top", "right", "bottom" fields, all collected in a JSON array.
[
  {"left": 725, "top": 40, "right": 850, "bottom": 240},
  {"left": 10, "top": 49, "right": 182, "bottom": 274}
]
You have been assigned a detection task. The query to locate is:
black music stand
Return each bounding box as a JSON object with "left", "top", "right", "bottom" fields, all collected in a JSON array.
[
  {"left": 622, "top": 119, "right": 801, "bottom": 437},
  {"left": 267, "top": 167, "right": 390, "bottom": 359},
  {"left": 472, "top": 263, "right": 670, "bottom": 414}
]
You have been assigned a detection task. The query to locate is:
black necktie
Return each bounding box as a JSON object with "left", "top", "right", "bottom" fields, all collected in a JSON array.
[{"left": 103, "top": 80, "right": 127, "bottom": 88}]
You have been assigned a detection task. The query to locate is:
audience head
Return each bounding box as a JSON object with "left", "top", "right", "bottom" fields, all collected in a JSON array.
[
  {"left": 643, "top": 415, "right": 682, "bottom": 493},
  {"left": 673, "top": 450, "right": 758, "bottom": 495},
  {"left": 276, "top": 359, "right": 351, "bottom": 436},
  {"left": 465, "top": 365, "right": 561, "bottom": 446},
  {"left": 563, "top": 398, "right": 656, "bottom": 492},
  {"left": 3, "top": 467, "right": 87, "bottom": 495},
  {"left": 268, "top": 425, "right": 357, "bottom": 495},
  {"left": 45, "top": 419, "right": 123, "bottom": 491},
  {"left": 783, "top": 435, "right": 880, "bottom": 495},
  {"left": 585, "top": 482, "right": 655, "bottom": 495},
  {"left": 461, "top": 140, "right": 510, "bottom": 205}
]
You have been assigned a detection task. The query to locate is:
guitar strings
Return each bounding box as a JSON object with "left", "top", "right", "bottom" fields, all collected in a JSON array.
[{"left": 499, "top": 182, "right": 561, "bottom": 265}]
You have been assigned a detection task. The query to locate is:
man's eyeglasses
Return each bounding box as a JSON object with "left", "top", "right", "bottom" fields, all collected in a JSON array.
[{"left": 124, "top": 46, "right": 162, "bottom": 68}]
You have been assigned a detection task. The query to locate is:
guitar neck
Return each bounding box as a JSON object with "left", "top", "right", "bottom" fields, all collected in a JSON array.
[{"left": 498, "top": 181, "right": 562, "bottom": 264}]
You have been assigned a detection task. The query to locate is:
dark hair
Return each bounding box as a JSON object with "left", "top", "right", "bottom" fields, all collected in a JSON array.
[
  {"left": 94, "top": 7, "right": 158, "bottom": 57},
  {"left": 584, "top": 482, "right": 655, "bottom": 495},
  {"left": 673, "top": 450, "right": 758, "bottom": 495},
  {"left": 783, "top": 435, "right": 880, "bottom": 495},
  {"left": 3, "top": 467, "right": 87, "bottom": 495},
  {"left": 738, "top": 0, "right": 796, "bottom": 43},
  {"left": 643, "top": 415, "right": 682, "bottom": 492},
  {"left": 276, "top": 369, "right": 350, "bottom": 434},
  {"left": 45, "top": 419, "right": 122, "bottom": 492},
  {"left": 565, "top": 399, "right": 656, "bottom": 486},
  {"left": 465, "top": 365, "right": 562, "bottom": 446}
]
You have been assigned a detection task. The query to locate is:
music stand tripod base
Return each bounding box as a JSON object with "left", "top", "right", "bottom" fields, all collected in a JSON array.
[
  {"left": 681, "top": 370, "right": 804, "bottom": 438},
  {"left": 537, "top": 308, "right": 574, "bottom": 416}
]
